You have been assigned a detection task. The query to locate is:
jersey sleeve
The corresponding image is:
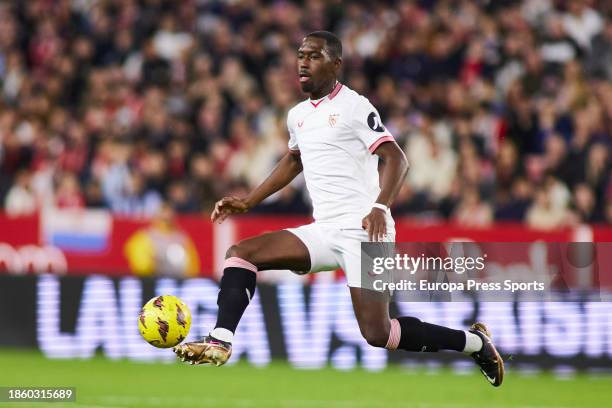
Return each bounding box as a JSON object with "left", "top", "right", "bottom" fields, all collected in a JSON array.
[
  {"left": 351, "top": 97, "right": 395, "bottom": 153},
  {"left": 287, "top": 110, "right": 300, "bottom": 154}
]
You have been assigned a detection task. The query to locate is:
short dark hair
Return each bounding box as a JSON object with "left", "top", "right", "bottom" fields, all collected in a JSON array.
[{"left": 305, "top": 31, "right": 342, "bottom": 60}]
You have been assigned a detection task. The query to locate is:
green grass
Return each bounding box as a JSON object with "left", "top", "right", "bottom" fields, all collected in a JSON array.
[{"left": 0, "top": 349, "right": 609, "bottom": 408}]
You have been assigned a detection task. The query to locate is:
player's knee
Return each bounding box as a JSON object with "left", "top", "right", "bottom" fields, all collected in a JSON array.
[
  {"left": 360, "top": 324, "right": 388, "bottom": 348},
  {"left": 226, "top": 244, "right": 252, "bottom": 262},
  {"left": 225, "top": 244, "right": 260, "bottom": 269}
]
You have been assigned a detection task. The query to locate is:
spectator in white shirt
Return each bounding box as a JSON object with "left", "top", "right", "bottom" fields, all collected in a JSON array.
[
  {"left": 4, "top": 170, "right": 37, "bottom": 216},
  {"left": 562, "top": 0, "right": 603, "bottom": 50}
]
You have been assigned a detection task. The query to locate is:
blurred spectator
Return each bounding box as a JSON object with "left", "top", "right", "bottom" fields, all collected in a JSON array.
[
  {"left": 526, "top": 179, "right": 571, "bottom": 230},
  {"left": 405, "top": 114, "right": 457, "bottom": 203},
  {"left": 540, "top": 14, "right": 580, "bottom": 65},
  {"left": 84, "top": 180, "right": 106, "bottom": 209},
  {"left": 495, "top": 177, "right": 533, "bottom": 221},
  {"left": 570, "top": 183, "right": 601, "bottom": 223},
  {"left": 562, "top": 0, "right": 603, "bottom": 50},
  {"left": 167, "top": 180, "right": 199, "bottom": 213},
  {"left": 124, "top": 203, "right": 199, "bottom": 277},
  {"left": 587, "top": 17, "right": 612, "bottom": 80},
  {"left": 152, "top": 14, "right": 194, "bottom": 61},
  {"left": 0, "top": 0, "right": 608, "bottom": 227},
  {"left": 55, "top": 172, "right": 85, "bottom": 209},
  {"left": 452, "top": 188, "right": 493, "bottom": 227},
  {"left": 4, "top": 170, "right": 37, "bottom": 216},
  {"left": 107, "top": 171, "right": 162, "bottom": 217},
  {"left": 253, "top": 185, "right": 311, "bottom": 215},
  {"left": 606, "top": 199, "right": 612, "bottom": 224}
]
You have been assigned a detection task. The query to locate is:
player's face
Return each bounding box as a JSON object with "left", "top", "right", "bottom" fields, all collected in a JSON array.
[{"left": 297, "top": 37, "right": 337, "bottom": 94}]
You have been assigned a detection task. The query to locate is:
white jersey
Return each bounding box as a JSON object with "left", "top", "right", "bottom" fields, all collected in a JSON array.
[{"left": 287, "top": 82, "right": 396, "bottom": 229}]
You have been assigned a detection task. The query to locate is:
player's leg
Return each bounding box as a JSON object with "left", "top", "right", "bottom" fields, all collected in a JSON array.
[
  {"left": 350, "top": 286, "right": 471, "bottom": 351},
  {"left": 341, "top": 228, "right": 504, "bottom": 386},
  {"left": 214, "top": 230, "right": 311, "bottom": 337},
  {"left": 174, "top": 230, "right": 311, "bottom": 365},
  {"left": 348, "top": 287, "right": 391, "bottom": 347},
  {"left": 349, "top": 286, "right": 504, "bottom": 386}
]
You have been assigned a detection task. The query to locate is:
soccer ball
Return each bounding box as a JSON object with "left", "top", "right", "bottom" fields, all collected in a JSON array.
[{"left": 138, "top": 295, "right": 191, "bottom": 348}]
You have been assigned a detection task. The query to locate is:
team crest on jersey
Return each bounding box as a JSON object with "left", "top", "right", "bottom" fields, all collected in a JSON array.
[{"left": 328, "top": 114, "right": 340, "bottom": 127}]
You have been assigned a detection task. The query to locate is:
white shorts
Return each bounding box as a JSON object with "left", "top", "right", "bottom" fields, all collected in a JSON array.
[{"left": 285, "top": 223, "right": 395, "bottom": 287}]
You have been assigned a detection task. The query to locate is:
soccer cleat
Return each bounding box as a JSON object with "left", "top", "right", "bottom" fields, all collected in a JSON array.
[
  {"left": 469, "top": 322, "right": 504, "bottom": 387},
  {"left": 173, "top": 335, "right": 232, "bottom": 366}
]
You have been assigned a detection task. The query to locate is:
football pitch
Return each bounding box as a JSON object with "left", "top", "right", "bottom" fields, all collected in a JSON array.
[{"left": 0, "top": 349, "right": 609, "bottom": 408}]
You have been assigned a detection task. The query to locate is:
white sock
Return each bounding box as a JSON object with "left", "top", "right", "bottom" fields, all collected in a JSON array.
[
  {"left": 463, "top": 331, "right": 483, "bottom": 354},
  {"left": 210, "top": 328, "right": 234, "bottom": 343}
]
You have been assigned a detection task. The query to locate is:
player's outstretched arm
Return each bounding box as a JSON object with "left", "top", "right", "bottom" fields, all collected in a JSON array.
[
  {"left": 211, "top": 152, "right": 303, "bottom": 224},
  {"left": 362, "top": 142, "right": 409, "bottom": 240}
]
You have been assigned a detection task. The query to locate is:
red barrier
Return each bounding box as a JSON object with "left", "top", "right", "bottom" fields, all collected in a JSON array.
[
  {"left": 0, "top": 212, "right": 609, "bottom": 277},
  {"left": 52, "top": 214, "right": 215, "bottom": 276},
  {"left": 393, "top": 219, "right": 572, "bottom": 242},
  {"left": 0, "top": 213, "right": 38, "bottom": 245}
]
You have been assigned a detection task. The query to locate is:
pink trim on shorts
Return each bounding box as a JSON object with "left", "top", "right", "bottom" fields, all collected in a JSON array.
[
  {"left": 385, "top": 318, "right": 401, "bottom": 350},
  {"left": 224, "top": 257, "right": 258, "bottom": 272},
  {"left": 368, "top": 135, "right": 395, "bottom": 153}
]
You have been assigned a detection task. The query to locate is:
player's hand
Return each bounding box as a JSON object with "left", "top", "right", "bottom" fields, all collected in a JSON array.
[
  {"left": 362, "top": 208, "right": 387, "bottom": 242},
  {"left": 211, "top": 196, "right": 250, "bottom": 224}
]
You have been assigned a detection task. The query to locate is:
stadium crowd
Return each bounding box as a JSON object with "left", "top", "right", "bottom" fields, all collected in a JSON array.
[{"left": 0, "top": 0, "right": 610, "bottom": 229}]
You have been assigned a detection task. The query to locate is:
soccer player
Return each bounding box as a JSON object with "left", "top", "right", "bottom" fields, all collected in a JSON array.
[{"left": 174, "top": 31, "right": 504, "bottom": 386}]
